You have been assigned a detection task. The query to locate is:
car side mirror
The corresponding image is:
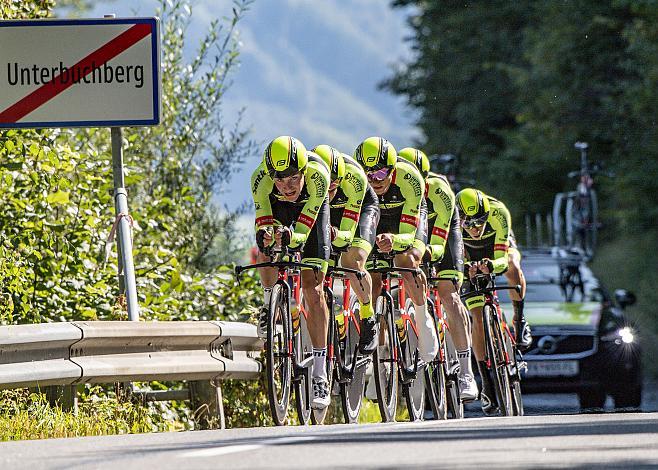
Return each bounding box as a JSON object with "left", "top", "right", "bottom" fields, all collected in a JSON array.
[{"left": 615, "top": 289, "right": 636, "bottom": 309}]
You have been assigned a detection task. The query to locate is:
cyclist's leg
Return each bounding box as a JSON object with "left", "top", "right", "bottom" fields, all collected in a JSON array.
[
  {"left": 504, "top": 233, "right": 531, "bottom": 350},
  {"left": 300, "top": 199, "right": 332, "bottom": 409}
]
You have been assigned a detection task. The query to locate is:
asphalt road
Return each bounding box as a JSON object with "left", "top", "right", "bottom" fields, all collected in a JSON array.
[{"left": 2, "top": 399, "right": 658, "bottom": 469}]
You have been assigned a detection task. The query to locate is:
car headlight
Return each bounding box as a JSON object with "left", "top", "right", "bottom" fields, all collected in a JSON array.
[{"left": 601, "top": 327, "right": 635, "bottom": 344}]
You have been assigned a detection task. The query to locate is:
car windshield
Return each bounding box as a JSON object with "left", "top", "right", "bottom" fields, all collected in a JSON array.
[{"left": 496, "top": 259, "right": 606, "bottom": 303}]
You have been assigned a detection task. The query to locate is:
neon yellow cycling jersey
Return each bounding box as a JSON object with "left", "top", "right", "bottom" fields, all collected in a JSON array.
[
  {"left": 377, "top": 157, "right": 424, "bottom": 252},
  {"left": 329, "top": 155, "right": 368, "bottom": 248},
  {"left": 425, "top": 171, "right": 455, "bottom": 262},
  {"left": 462, "top": 195, "right": 512, "bottom": 274},
  {"left": 251, "top": 154, "right": 330, "bottom": 249}
]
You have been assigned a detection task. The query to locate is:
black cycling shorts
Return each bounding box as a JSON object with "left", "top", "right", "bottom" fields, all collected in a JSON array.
[{"left": 270, "top": 196, "right": 331, "bottom": 264}]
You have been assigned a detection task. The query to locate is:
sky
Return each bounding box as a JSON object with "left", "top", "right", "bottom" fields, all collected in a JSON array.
[{"left": 88, "top": 0, "right": 419, "bottom": 211}]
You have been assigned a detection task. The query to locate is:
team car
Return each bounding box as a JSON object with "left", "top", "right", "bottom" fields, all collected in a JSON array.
[{"left": 498, "top": 248, "right": 642, "bottom": 410}]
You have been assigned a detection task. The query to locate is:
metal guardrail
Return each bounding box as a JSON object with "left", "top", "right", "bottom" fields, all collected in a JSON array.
[{"left": 0, "top": 321, "right": 263, "bottom": 390}]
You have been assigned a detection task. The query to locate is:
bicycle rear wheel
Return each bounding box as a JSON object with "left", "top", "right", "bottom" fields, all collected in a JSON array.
[
  {"left": 294, "top": 302, "right": 312, "bottom": 425},
  {"left": 373, "top": 294, "right": 398, "bottom": 422},
  {"left": 267, "top": 283, "right": 293, "bottom": 426},
  {"left": 402, "top": 299, "right": 425, "bottom": 422},
  {"left": 340, "top": 294, "right": 366, "bottom": 424},
  {"left": 443, "top": 324, "right": 463, "bottom": 419},
  {"left": 502, "top": 322, "right": 524, "bottom": 416},
  {"left": 484, "top": 305, "right": 513, "bottom": 416}
]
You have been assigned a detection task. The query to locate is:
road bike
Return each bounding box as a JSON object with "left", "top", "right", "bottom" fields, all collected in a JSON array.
[
  {"left": 369, "top": 252, "right": 427, "bottom": 422},
  {"left": 461, "top": 271, "right": 525, "bottom": 416},
  {"left": 564, "top": 141, "right": 608, "bottom": 258},
  {"left": 235, "top": 246, "right": 322, "bottom": 426},
  {"left": 425, "top": 271, "right": 463, "bottom": 420}
]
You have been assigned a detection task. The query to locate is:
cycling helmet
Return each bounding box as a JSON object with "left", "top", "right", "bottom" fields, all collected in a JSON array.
[
  {"left": 312, "top": 144, "right": 346, "bottom": 182},
  {"left": 398, "top": 147, "right": 430, "bottom": 179},
  {"left": 264, "top": 136, "right": 308, "bottom": 178},
  {"left": 354, "top": 137, "right": 397, "bottom": 172},
  {"left": 456, "top": 188, "right": 490, "bottom": 226}
]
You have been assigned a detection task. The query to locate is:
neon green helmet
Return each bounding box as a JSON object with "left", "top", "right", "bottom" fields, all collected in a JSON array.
[
  {"left": 264, "top": 136, "right": 308, "bottom": 178},
  {"left": 456, "top": 188, "right": 490, "bottom": 226},
  {"left": 312, "top": 144, "right": 346, "bottom": 182},
  {"left": 398, "top": 147, "right": 430, "bottom": 179},
  {"left": 353, "top": 137, "right": 397, "bottom": 171}
]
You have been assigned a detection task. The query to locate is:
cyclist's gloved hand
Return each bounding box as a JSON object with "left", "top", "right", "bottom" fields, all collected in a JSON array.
[
  {"left": 479, "top": 258, "right": 494, "bottom": 274},
  {"left": 256, "top": 228, "right": 273, "bottom": 252},
  {"left": 275, "top": 226, "right": 292, "bottom": 247}
]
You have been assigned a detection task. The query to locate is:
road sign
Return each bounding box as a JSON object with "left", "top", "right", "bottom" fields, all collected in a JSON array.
[{"left": 0, "top": 17, "right": 161, "bottom": 128}]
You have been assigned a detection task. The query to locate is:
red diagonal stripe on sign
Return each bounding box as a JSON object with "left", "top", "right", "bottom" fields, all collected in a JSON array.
[{"left": 0, "top": 23, "right": 151, "bottom": 123}]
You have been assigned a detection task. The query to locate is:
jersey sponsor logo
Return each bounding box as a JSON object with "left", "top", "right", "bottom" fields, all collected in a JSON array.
[
  {"left": 310, "top": 171, "right": 327, "bottom": 197},
  {"left": 403, "top": 172, "right": 422, "bottom": 197},
  {"left": 401, "top": 214, "right": 419, "bottom": 227},
  {"left": 255, "top": 215, "right": 274, "bottom": 227},
  {"left": 346, "top": 171, "right": 363, "bottom": 193},
  {"left": 432, "top": 226, "right": 448, "bottom": 239},
  {"left": 343, "top": 209, "right": 359, "bottom": 222},
  {"left": 252, "top": 169, "right": 266, "bottom": 193},
  {"left": 436, "top": 188, "right": 452, "bottom": 211},
  {"left": 494, "top": 243, "right": 508, "bottom": 252},
  {"left": 298, "top": 213, "right": 315, "bottom": 229}
]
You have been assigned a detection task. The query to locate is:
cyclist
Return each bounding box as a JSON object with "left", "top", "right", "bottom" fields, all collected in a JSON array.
[
  {"left": 455, "top": 188, "right": 532, "bottom": 414},
  {"left": 398, "top": 148, "right": 478, "bottom": 401},
  {"left": 354, "top": 137, "right": 438, "bottom": 364},
  {"left": 312, "top": 145, "right": 381, "bottom": 354},
  {"left": 251, "top": 136, "right": 332, "bottom": 409}
]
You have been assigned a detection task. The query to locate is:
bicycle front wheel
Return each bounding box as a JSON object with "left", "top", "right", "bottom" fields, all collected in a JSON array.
[
  {"left": 424, "top": 300, "right": 446, "bottom": 420},
  {"left": 402, "top": 299, "right": 426, "bottom": 422},
  {"left": 293, "top": 301, "right": 312, "bottom": 425},
  {"left": 340, "top": 294, "right": 366, "bottom": 424},
  {"left": 502, "top": 322, "right": 524, "bottom": 416},
  {"left": 267, "top": 283, "right": 293, "bottom": 426},
  {"left": 484, "top": 305, "right": 513, "bottom": 416},
  {"left": 311, "top": 289, "right": 336, "bottom": 425},
  {"left": 373, "top": 294, "right": 398, "bottom": 422}
]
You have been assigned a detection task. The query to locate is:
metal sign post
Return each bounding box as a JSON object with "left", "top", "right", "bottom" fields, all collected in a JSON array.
[{"left": 111, "top": 127, "right": 139, "bottom": 320}]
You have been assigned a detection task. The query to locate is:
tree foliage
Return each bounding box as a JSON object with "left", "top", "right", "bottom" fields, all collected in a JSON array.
[{"left": 386, "top": 0, "right": 658, "bottom": 229}]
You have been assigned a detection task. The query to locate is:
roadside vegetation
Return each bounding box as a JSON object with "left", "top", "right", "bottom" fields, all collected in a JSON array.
[{"left": 0, "top": 0, "right": 276, "bottom": 438}]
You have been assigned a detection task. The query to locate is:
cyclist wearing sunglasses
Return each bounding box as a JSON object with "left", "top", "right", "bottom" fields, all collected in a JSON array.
[
  {"left": 312, "top": 145, "right": 381, "bottom": 354},
  {"left": 398, "top": 148, "right": 478, "bottom": 401},
  {"left": 354, "top": 137, "right": 438, "bottom": 364},
  {"left": 455, "top": 188, "right": 532, "bottom": 414},
  {"left": 251, "top": 136, "right": 332, "bottom": 409}
]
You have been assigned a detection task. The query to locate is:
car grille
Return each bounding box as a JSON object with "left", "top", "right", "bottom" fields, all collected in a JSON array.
[{"left": 531, "top": 334, "right": 595, "bottom": 355}]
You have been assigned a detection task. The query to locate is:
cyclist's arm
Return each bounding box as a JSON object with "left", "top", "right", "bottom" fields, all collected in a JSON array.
[
  {"left": 333, "top": 169, "right": 367, "bottom": 248},
  {"left": 426, "top": 176, "right": 454, "bottom": 262},
  {"left": 490, "top": 202, "right": 512, "bottom": 274},
  {"left": 290, "top": 162, "right": 330, "bottom": 249},
  {"left": 251, "top": 164, "right": 275, "bottom": 233},
  {"left": 393, "top": 164, "right": 423, "bottom": 252}
]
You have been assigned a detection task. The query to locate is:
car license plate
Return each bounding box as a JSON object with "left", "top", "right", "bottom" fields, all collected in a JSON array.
[{"left": 525, "top": 360, "right": 579, "bottom": 377}]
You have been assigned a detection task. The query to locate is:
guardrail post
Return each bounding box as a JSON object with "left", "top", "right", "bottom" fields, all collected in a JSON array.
[
  {"left": 546, "top": 213, "right": 553, "bottom": 246},
  {"left": 190, "top": 379, "right": 226, "bottom": 430},
  {"left": 535, "top": 213, "right": 543, "bottom": 247},
  {"left": 525, "top": 214, "right": 532, "bottom": 247},
  {"left": 43, "top": 384, "right": 78, "bottom": 414}
]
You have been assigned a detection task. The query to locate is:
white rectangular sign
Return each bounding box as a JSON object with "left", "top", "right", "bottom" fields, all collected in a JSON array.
[{"left": 0, "top": 17, "right": 161, "bottom": 128}]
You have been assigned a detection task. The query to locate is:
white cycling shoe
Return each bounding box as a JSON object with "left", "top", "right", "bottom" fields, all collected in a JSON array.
[
  {"left": 311, "top": 376, "right": 331, "bottom": 410},
  {"left": 458, "top": 373, "right": 479, "bottom": 402},
  {"left": 414, "top": 307, "right": 439, "bottom": 363}
]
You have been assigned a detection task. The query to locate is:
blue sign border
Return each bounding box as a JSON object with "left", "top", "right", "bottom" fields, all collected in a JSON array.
[{"left": 0, "top": 17, "right": 161, "bottom": 128}]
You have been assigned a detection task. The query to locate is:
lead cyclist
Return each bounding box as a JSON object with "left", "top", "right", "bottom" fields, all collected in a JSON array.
[{"left": 251, "top": 136, "right": 332, "bottom": 410}]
